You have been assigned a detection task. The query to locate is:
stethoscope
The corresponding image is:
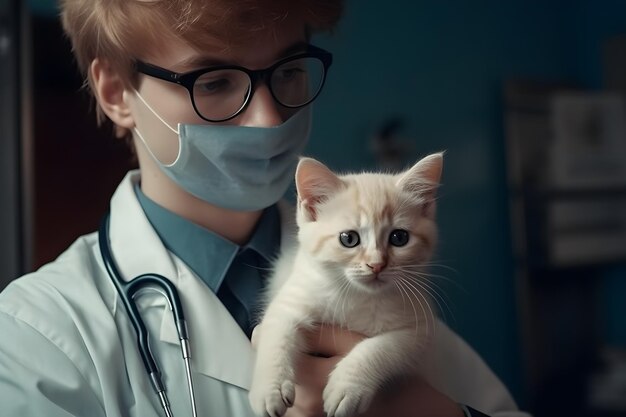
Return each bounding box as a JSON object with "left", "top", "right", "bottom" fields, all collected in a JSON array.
[{"left": 98, "top": 213, "right": 198, "bottom": 417}]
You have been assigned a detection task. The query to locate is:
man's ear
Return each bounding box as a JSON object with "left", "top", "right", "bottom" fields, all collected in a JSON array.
[{"left": 90, "top": 58, "right": 135, "bottom": 131}]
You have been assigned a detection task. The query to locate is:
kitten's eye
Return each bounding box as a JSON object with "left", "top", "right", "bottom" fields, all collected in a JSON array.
[
  {"left": 389, "top": 229, "right": 409, "bottom": 247},
  {"left": 339, "top": 231, "right": 360, "bottom": 248}
]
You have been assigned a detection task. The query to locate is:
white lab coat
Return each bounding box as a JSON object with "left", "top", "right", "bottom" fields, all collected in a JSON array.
[{"left": 0, "top": 171, "right": 530, "bottom": 417}]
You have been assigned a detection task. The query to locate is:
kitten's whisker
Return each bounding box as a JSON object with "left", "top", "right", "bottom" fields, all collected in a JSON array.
[
  {"left": 397, "top": 269, "right": 458, "bottom": 310},
  {"left": 408, "top": 280, "right": 435, "bottom": 341},
  {"left": 393, "top": 276, "right": 408, "bottom": 301},
  {"left": 415, "top": 273, "right": 465, "bottom": 292},
  {"left": 240, "top": 262, "right": 276, "bottom": 273},
  {"left": 397, "top": 276, "right": 435, "bottom": 337},
  {"left": 399, "top": 274, "right": 455, "bottom": 326},
  {"left": 339, "top": 278, "right": 351, "bottom": 326},
  {"left": 402, "top": 274, "right": 454, "bottom": 305},
  {"left": 396, "top": 269, "right": 456, "bottom": 324},
  {"left": 417, "top": 262, "right": 460, "bottom": 274},
  {"left": 393, "top": 280, "right": 407, "bottom": 313},
  {"left": 393, "top": 264, "right": 457, "bottom": 278},
  {"left": 420, "top": 260, "right": 457, "bottom": 268},
  {"left": 412, "top": 277, "right": 458, "bottom": 318},
  {"left": 397, "top": 272, "right": 442, "bottom": 321},
  {"left": 397, "top": 277, "right": 433, "bottom": 340},
  {"left": 395, "top": 280, "right": 420, "bottom": 341},
  {"left": 392, "top": 266, "right": 466, "bottom": 293}
]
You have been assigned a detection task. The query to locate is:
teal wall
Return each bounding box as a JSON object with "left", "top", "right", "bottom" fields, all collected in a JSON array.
[
  {"left": 602, "top": 266, "right": 626, "bottom": 347},
  {"left": 28, "top": 0, "right": 57, "bottom": 17},
  {"left": 567, "top": 0, "right": 626, "bottom": 88},
  {"left": 308, "top": 0, "right": 626, "bottom": 405}
]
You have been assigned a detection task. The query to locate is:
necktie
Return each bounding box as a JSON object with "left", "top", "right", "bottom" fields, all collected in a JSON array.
[{"left": 218, "top": 249, "right": 266, "bottom": 338}]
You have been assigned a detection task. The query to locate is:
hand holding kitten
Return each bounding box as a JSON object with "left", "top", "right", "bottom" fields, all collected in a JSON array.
[{"left": 252, "top": 325, "right": 463, "bottom": 417}]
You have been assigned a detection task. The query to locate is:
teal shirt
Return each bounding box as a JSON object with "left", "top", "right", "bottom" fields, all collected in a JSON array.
[{"left": 135, "top": 185, "right": 280, "bottom": 338}]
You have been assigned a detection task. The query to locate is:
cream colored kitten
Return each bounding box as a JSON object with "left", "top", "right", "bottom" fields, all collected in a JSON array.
[{"left": 249, "top": 153, "right": 443, "bottom": 417}]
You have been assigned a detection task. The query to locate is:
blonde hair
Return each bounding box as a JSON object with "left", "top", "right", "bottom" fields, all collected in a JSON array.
[{"left": 60, "top": 0, "right": 344, "bottom": 139}]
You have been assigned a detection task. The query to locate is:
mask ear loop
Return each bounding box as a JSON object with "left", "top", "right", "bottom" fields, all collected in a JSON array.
[{"left": 132, "top": 90, "right": 183, "bottom": 168}]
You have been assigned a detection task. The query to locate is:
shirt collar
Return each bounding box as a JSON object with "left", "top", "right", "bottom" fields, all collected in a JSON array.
[
  {"left": 134, "top": 184, "right": 280, "bottom": 292},
  {"left": 244, "top": 204, "right": 281, "bottom": 261}
]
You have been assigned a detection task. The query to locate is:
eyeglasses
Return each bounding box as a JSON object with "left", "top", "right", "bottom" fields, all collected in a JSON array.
[{"left": 135, "top": 45, "right": 332, "bottom": 123}]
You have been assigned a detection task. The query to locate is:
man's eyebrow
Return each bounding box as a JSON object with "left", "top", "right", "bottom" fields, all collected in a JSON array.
[
  {"left": 173, "top": 56, "right": 228, "bottom": 71},
  {"left": 277, "top": 41, "right": 309, "bottom": 59},
  {"left": 173, "top": 41, "right": 309, "bottom": 72}
]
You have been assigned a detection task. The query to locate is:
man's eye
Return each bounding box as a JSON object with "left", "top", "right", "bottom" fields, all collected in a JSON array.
[
  {"left": 276, "top": 67, "right": 305, "bottom": 81},
  {"left": 195, "top": 78, "right": 230, "bottom": 94}
]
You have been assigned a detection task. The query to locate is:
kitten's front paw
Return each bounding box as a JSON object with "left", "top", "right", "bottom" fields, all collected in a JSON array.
[
  {"left": 249, "top": 379, "right": 295, "bottom": 417},
  {"left": 323, "top": 371, "right": 376, "bottom": 417}
]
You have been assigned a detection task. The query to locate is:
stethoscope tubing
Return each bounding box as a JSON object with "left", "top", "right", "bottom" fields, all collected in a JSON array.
[{"left": 98, "top": 213, "right": 196, "bottom": 417}]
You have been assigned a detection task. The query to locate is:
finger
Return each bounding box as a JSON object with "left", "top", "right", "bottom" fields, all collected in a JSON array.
[
  {"left": 295, "top": 353, "right": 342, "bottom": 389},
  {"left": 301, "top": 324, "right": 366, "bottom": 357},
  {"left": 290, "top": 354, "right": 343, "bottom": 417}
]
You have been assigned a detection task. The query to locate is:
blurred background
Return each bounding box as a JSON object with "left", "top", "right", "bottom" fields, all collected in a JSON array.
[{"left": 2, "top": 0, "right": 626, "bottom": 416}]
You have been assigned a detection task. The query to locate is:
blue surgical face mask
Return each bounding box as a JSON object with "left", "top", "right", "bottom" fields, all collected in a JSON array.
[{"left": 133, "top": 91, "right": 311, "bottom": 211}]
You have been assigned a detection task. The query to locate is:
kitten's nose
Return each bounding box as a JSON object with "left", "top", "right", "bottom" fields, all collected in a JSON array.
[{"left": 366, "top": 262, "right": 387, "bottom": 274}]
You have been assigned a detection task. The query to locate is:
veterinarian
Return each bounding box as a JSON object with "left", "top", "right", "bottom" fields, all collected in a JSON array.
[{"left": 0, "top": 1, "right": 530, "bottom": 416}]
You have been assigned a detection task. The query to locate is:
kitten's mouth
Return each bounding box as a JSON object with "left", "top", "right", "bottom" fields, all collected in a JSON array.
[{"left": 356, "top": 274, "right": 389, "bottom": 290}]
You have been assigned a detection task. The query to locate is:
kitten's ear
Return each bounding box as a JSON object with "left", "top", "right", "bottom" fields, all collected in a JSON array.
[
  {"left": 396, "top": 152, "right": 444, "bottom": 218},
  {"left": 295, "top": 157, "right": 343, "bottom": 222}
]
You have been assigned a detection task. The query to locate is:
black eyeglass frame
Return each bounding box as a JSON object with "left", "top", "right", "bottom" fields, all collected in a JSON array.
[{"left": 135, "top": 44, "right": 333, "bottom": 122}]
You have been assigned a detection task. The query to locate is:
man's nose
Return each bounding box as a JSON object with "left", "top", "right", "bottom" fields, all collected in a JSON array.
[{"left": 239, "top": 83, "right": 284, "bottom": 127}]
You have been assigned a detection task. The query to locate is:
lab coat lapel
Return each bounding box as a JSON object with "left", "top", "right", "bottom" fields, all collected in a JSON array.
[
  {"left": 107, "top": 171, "right": 250, "bottom": 389},
  {"left": 108, "top": 172, "right": 297, "bottom": 391},
  {"left": 159, "top": 260, "right": 254, "bottom": 389},
  {"left": 108, "top": 171, "right": 178, "bottom": 288}
]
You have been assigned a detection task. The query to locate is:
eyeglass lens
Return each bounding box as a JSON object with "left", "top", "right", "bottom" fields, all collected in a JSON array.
[{"left": 191, "top": 56, "right": 325, "bottom": 121}]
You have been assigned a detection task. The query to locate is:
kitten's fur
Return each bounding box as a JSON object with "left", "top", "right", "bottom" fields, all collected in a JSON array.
[{"left": 249, "top": 153, "right": 443, "bottom": 417}]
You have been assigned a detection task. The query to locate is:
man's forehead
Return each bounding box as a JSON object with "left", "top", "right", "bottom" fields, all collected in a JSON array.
[
  {"left": 174, "top": 41, "right": 309, "bottom": 71},
  {"left": 143, "top": 23, "right": 308, "bottom": 72}
]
